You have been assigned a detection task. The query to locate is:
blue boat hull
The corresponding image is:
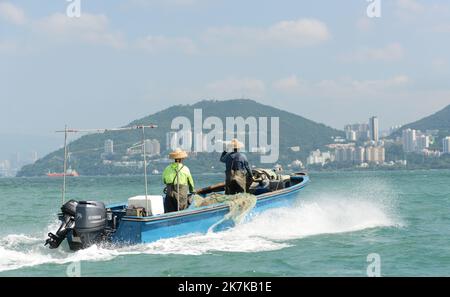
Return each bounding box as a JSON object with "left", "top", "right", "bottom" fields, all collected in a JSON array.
[{"left": 110, "top": 175, "right": 309, "bottom": 245}]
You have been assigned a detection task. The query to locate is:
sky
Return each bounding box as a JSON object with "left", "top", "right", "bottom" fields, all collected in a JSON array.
[{"left": 1, "top": 0, "right": 450, "bottom": 160}]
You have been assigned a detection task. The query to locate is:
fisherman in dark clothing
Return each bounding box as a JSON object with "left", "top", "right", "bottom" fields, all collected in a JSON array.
[{"left": 220, "top": 139, "right": 254, "bottom": 194}]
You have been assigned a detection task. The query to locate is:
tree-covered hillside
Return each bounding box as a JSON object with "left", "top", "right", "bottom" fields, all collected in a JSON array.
[{"left": 18, "top": 99, "right": 344, "bottom": 176}]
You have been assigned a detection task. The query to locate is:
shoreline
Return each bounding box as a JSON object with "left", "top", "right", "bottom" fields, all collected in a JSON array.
[{"left": 4, "top": 167, "right": 450, "bottom": 179}]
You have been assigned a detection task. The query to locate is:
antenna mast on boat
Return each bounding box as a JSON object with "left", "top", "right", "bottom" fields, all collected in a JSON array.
[
  {"left": 62, "top": 125, "right": 68, "bottom": 205},
  {"left": 56, "top": 124, "right": 157, "bottom": 208},
  {"left": 141, "top": 125, "right": 150, "bottom": 212}
]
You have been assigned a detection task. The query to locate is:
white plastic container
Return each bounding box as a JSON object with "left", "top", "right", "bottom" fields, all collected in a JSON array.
[{"left": 127, "top": 195, "right": 165, "bottom": 216}]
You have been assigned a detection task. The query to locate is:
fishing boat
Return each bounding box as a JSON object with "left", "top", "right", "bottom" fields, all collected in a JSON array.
[{"left": 44, "top": 125, "right": 310, "bottom": 251}]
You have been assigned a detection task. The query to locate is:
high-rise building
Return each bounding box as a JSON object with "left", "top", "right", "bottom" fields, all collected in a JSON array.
[
  {"left": 344, "top": 123, "right": 370, "bottom": 141},
  {"left": 416, "top": 135, "right": 430, "bottom": 152},
  {"left": 401, "top": 129, "right": 433, "bottom": 153},
  {"left": 345, "top": 147, "right": 354, "bottom": 161},
  {"left": 335, "top": 148, "right": 346, "bottom": 162},
  {"left": 31, "top": 151, "right": 38, "bottom": 163},
  {"left": 365, "top": 146, "right": 385, "bottom": 163},
  {"left": 354, "top": 147, "right": 365, "bottom": 163},
  {"left": 402, "top": 129, "right": 416, "bottom": 153},
  {"left": 351, "top": 123, "right": 369, "bottom": 132},
  {"left": 345, "top": 130, "right": 356, "bottom": 141},
  {"left": 443, "top": 137, "right": 450, "bottom": 154},
  {"left": 377, "top": 146, "right": 386, "bottom": 163},
  {"left": 144, "top": 139, "right": 153, "bottom": 155},
  {"left": 151, "top": 139, "right": 160, "bottom": 155},
  {"left": 104, "top": 139, "right": 114, "bottom": 154},
  {"left": 143, "top": 139, "right": 161, "bottom": 155},
  {"left": 369, "top": 116, "right": 379, "bottom": 142},
  {"left": 335, "top": 147, "right": 355, "bottom": 162},
  {"left": 365, "top": 147, "right": 375, "bottom": 163},
  {"left": 0, "top": 160, "right": 11, "bottom": 177},
  {"left": 307, "top": 150, "right": 323, "bottom": 165}
]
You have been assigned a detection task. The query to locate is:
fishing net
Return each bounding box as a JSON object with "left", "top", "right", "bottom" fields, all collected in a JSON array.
[{"left": 191, "top": 193, "right": 257, "bottom": 224}]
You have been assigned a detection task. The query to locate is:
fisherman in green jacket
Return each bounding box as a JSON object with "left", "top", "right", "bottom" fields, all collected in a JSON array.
[{"left": 162, "top": 148, "right": 195, "bottom": 213}]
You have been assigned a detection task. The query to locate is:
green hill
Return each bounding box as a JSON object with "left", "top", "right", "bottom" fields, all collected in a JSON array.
[
  {"left": 17, "top": 99, "right": 343, "bottom": 176},
  {"left": 389, "top": 104, "right": 450, "bottom": 151},
  {"left": 393, "top": 104, "right": 450, "bottom": 136}
]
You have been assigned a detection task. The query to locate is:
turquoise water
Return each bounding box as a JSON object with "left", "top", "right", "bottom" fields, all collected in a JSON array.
[{"left": 0, "top": 170, "right": 449, "bottom": 276}]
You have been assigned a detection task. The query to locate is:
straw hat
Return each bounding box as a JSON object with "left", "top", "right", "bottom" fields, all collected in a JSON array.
[
  {"left": 229, "top": 139, "right": 244, "bottom": 149},
  {"left": 169, "top": 148, "right": 188, "bottom": 160}
]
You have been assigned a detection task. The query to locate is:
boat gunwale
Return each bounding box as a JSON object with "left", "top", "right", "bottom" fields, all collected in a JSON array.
[{"left": 119, "top": 175, "right": 309, "bottom": 223}]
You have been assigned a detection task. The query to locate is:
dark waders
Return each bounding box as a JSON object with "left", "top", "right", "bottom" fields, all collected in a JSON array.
[{"left": 225, "top": 157, "right": 248, "bottom": 195}]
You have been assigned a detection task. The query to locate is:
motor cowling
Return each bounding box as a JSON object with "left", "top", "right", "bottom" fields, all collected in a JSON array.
[
  {"left": 75, "top": 201, "right": 106, "bottom": 232},
  {"left": 69, "top": 201, "right": 107, "bottom": 250}
]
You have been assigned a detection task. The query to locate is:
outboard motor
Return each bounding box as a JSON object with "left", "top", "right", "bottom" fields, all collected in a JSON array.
[
  {"left": 45, "top": 200, "right": 78, "bottom": 249},
  {"left": 45, "top": 200, "right": 107, "bottom": 250}
]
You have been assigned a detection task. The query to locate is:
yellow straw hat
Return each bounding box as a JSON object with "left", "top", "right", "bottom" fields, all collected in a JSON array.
[
  {"left": 229, "top": 139, "right": 244, "bottom": 149},
  {"left": 169, "top": 148, "right": 188, "bottom": 160}
]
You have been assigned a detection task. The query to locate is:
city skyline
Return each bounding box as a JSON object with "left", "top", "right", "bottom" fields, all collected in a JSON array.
[{"left": 2, "top": 103, "right": 449, "bottom": 175}]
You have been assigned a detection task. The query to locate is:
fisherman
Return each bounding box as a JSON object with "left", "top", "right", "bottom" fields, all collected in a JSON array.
[
  {"left": 220, "top": 139, "right": 254, "bottom": 194},
  {"left": 162, "top": 148, "right": 195, "bottom": 213}
]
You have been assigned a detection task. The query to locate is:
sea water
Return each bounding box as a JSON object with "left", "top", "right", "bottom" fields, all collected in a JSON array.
[{"left": 0, "top": 170, "right": 449, "bottom": 276}]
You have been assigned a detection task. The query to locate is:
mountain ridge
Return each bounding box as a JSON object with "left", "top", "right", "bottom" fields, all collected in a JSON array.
[
  {"left": 400, "top": 104, "right": 450, "bottom": 131},
  {"left": 391, "top": 104, "right": 450, "bottom": 139},
  {"left": 18, "top": 99, "right": 343, "bottom": 176}
]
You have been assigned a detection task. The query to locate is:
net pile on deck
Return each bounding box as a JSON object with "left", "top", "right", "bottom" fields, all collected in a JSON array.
[{"left": 191, "top": 193, "right": 257, "bottom": 224}]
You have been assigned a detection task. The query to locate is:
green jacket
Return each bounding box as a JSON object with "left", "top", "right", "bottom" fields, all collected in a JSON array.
[{"left": 162, "top": 162, "right": 195, "bottom": 192}]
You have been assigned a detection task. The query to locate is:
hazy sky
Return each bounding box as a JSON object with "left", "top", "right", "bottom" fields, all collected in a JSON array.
[{"left": 1, "top": 0, "right": 450, "bottom": 159}]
